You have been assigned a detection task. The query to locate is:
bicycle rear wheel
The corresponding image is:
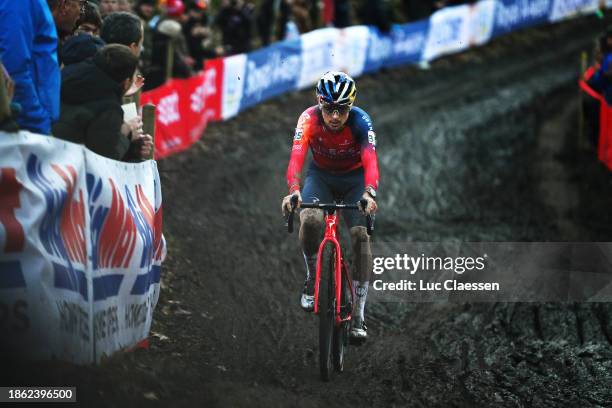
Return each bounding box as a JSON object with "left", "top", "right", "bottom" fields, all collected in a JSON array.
[{"left": 318, "top": 243, "right": 335, "bottom": 382}]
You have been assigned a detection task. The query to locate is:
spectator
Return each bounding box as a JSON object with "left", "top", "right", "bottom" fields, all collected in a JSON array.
[
  {"left": 276, "top": 0, "right": 290, "bottom": 40},
  {"left": 49, "top": 0, "right": 84, "bottom": 40},
  {"left": 257, "top": 0, "right": 275, "bottom": 46},
  {"left": 333, "top": 0, "right": 350, "bottom": 28},
  {"left": 99, "top": 0, "right": 119, "bottom": 16},
  {"left": 214, "top": 0, "right": 254, "bottom": 55},
  {"left": 117, "top": 0, "right": 134, "bottom": 12},
  {"left": 100, "top": 12, "right": 145, "bottom": 103},
  {"left": 278, "top": 0, "right": 310, "bottom": 37},
  {"left": 48, "top": 0, "right": 85, "bottom": 64},
  {"left": 183, "top": 0, "right": 217, "bottom": 67},
  {"left": 101, "top": 11, "right": 144, "bottom": 56},
  {"left": 62, "top": 33, "right": 105, "bottom": 66},
  {"left": 143, "top": 2, "right": 193, "bottom": 89},
  {"left": 52, "top": 44, "right": 153, "bottom": 161},
  {"left": 134, "top": 0, "right": 157, "bottom": 86},
  {"left": 357, "top": 0, "right": 391, "bottom": 33},
  {"left": 135, "top": 0, "right": 157, "bottom": 21},
  {"left": 589, "top": 32, "right": 612, "bottom": 105},
  {"left": 308, "top": 0, "right": 319, "bottom": 29},
  {"left": 164, "top": 0, "right": 193, "bottom": 67},
  {"left": 290, "top": 0, "right": 311, "bottom": 34},
  {"left": 0, "top": 0, "right": 60, "bottom": 134},
  {"left": 74, "top": 1, "right": 103, "bottom": 36}
]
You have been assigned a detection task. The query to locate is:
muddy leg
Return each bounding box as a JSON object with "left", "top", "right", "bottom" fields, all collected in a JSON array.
[
  {"left": 350, "top": 226, "right": 372, "bottom": 321},
  {"left": 299, "top": 209, "right": 324, "bottom": 279}
]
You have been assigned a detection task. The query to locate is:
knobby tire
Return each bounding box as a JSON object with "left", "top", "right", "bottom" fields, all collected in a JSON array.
[
  {"left": 319, "top": 244, "right": 335, "bottom": 381},
  {"left": 333, "top": 266, "right": 350, "bottom": 373}
]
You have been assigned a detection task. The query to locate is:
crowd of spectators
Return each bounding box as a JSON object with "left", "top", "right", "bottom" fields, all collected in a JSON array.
[{"left": 0, "top": 0, "right": 474, "bottom": 161}]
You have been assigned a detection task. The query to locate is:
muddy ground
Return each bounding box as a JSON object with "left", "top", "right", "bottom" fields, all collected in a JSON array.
[{"left": 4, "top": 15, "right": 612, "bottom": 408}]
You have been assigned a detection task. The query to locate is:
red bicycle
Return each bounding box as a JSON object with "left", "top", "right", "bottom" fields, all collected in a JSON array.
[{"left": 287, "top": 196, "right": 373, "bottom": 381}]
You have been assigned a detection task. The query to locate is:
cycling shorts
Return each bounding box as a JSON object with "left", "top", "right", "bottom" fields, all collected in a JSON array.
[{"left": 301, "top": 164, "right": 366, "bottom": 229}]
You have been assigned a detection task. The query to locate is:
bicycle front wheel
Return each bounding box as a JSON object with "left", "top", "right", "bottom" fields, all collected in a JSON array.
[
  {"left": 318, "top": 243, "right": 335, "bottom": 382},
  {"left": 333, "top": 267, "right": 351, "bottom": 373}
]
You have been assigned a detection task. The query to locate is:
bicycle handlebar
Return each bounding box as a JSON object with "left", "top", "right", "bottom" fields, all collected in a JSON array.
[{"left": 285, "top": 196, "right": 375, "bottom": 236}]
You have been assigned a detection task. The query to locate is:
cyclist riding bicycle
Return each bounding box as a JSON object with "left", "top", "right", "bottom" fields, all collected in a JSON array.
[{"left": 281, "top": 71, "right": 379, "bottom": 340}]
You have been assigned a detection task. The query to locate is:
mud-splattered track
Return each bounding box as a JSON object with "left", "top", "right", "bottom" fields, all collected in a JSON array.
[{"left": 4, "top": 16, "right": 612, "bottom": 408}]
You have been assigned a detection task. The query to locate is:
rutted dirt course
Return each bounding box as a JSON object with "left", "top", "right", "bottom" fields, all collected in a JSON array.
[{"left": 4, "top": 15, "right": 612, "bottom": 407}]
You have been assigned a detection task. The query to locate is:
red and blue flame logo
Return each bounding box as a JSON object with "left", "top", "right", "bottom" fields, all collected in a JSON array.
[
  {"left": 27, "top": 154, "right": 88, "bottom": 299},
  {"left": 88, "top": 173, "right": 163, "bottom": 300}
]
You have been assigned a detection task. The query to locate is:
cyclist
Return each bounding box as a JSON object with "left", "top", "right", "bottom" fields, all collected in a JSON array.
[{"left": 281, "top": 71, "right": 379, "bottom": 340}]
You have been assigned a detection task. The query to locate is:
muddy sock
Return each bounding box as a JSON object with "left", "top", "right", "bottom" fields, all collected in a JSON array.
[
  {"left": 353, "top": 280, "right": 369, "bottom": 321},
  {"left": 303, "top": 252, "right": 317, "bottom": 281}
]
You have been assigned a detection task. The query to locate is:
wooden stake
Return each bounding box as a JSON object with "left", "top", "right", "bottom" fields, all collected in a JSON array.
[
  {"left": 142, "top": 103, "right": 156, "bottom": 160},
  {"left": 165, "top": 41, "right": 174, "bottom": 84}
]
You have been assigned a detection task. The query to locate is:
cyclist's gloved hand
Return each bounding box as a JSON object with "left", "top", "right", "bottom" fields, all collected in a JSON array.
[
  {"left": 282, "top": 190, "right": 302, "bottom": 216},
  {"left": 360, "top": 193, "right": 377, "bottom": 215}
]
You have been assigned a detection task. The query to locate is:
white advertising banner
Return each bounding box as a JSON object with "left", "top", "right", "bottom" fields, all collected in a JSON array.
[
  {"left": 332, "top": 26, "right": 370, "bottom": 77},
  {"left": 468, "top": 0, "right": 496, "bottom": 46},
  {"left": 0, "top": 131, "right": 165, "bottom": 364},
  {"left": 221, "top": 53, "right": 247, "bottom": 120},
  {"left": 423, "top": 4, "right": 472, "bottom": 61},
  {"left": 298, "top": 28, "right": 339, "bottom": 89},
  {"left": 549, "top": 0, "right": 599, "bottom": 22}
]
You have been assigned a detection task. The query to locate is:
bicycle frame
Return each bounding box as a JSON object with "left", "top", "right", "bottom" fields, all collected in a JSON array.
[
  {"left": 313, "top": 210, "right": 353, "bottom": 326},
  {"left": 285, "top": 197, "right": 373, "bottom": 326}
]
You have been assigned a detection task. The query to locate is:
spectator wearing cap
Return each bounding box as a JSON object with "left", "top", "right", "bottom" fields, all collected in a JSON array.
[
  {"left": 75, "top": 1, "right": 103, "bottom": 36},
  {"left": 0, "top": 0, "right": 60, "bottom": 134},
  {"left": 144, "top": 0, "right": 192, "bottom": 89},
  {"left": 62, "top": 33, "right": 105, "bottom": 66},
  {"left": 52, "top": 44, "right": 153, "bottom": 161},
  {"left": 163, "top": 0, "right": 192, "bottom": 65},
  {"left": 214, "top": 0, "right": 254, "bottom": 56}
]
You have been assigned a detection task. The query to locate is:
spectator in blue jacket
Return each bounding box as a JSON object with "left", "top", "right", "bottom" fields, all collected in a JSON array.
[
  {"left": 0, "top": 0, "right": 60, "bottom": 134},
  {"left": 590, "top": 29, "right": 612, "bottom": 106}
]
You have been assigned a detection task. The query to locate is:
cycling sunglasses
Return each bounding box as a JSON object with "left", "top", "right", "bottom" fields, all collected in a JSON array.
[{"left": 321, "top": 103, "right": 351, "bottom": 115}]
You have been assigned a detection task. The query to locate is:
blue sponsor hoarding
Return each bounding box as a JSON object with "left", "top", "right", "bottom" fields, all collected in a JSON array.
[
  {"left": 492, "top": 0, "right": 551, "bottom": 37},
  {"left": 387, "top": 19, "right": 430, "bottom": 67},
  {"left": 240, "top": 39, "right": 302, "bottom": 110}
]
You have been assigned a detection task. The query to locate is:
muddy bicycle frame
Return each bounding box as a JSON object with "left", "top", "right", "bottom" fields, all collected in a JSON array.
[{"left": 287, "top": 198, "right": 373, "bottom": 324}]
